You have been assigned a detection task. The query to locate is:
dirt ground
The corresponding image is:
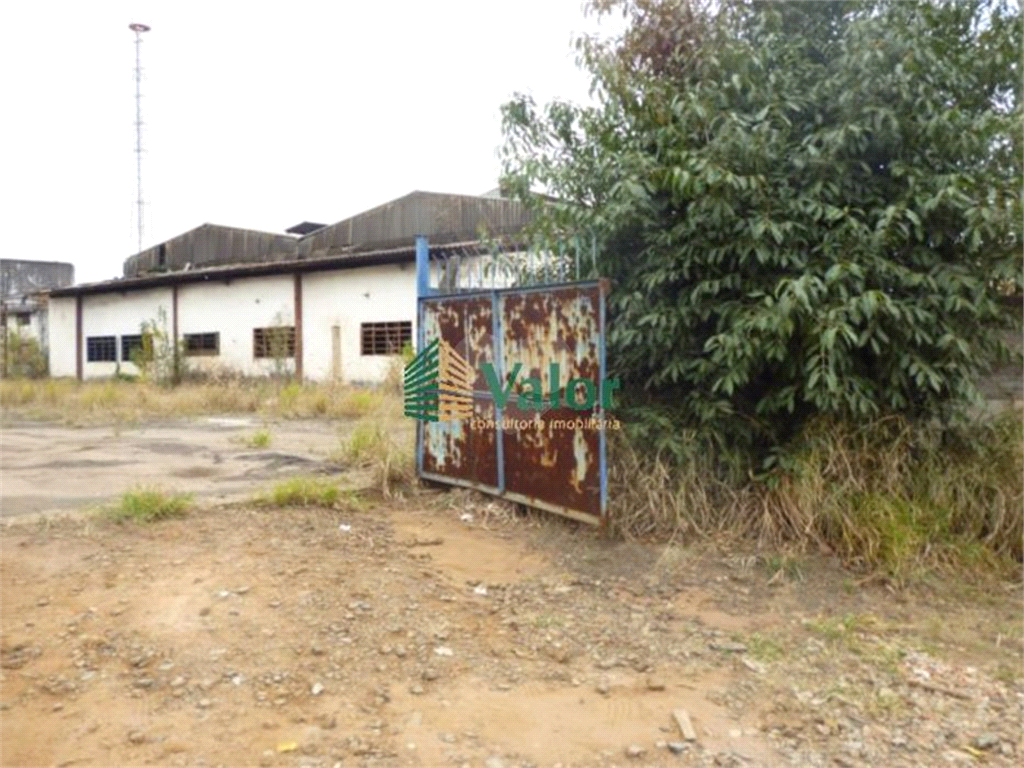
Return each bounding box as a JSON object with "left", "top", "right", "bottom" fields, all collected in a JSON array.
[{"left": 1, "top": 418, "right": 1022, "bottom": 768}]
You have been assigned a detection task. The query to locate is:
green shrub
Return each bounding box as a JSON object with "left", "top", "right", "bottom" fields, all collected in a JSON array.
[
  {"left": 107, "top": 487, "right": 192, "bottom": 522},
  {"left": 257, "top": 476, "right": 341, "bottom": 508}
]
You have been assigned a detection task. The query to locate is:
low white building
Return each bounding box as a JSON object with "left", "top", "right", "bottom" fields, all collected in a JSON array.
[{"left": 46, "top": 191, "right": 535, "bottom": 383}]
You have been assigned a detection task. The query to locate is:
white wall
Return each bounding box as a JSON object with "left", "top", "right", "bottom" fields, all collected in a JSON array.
[
  {"left": 48, "top": 257, "right": 512, "bottom": 383},
  {"left": 177, "top": 275, "right": 295, "bottom": 377},
  {"left": 80, "top": 288, "right": 174, "bottom": 378},
  {"left": 47, "top": 297, "right": 77, "bottom": 377},
  {"left": 303, "top": 263, "right": 417, "bottom": 383}
]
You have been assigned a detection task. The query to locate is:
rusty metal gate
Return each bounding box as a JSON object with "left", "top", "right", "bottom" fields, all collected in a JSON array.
[{"left": 413, "top": 236, "right": 609, "bottom": 524}]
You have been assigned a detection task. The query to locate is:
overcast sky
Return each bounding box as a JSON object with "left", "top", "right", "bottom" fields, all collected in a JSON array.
[{"left": 2, "top": 1, "right": 618, "bottom": 284}]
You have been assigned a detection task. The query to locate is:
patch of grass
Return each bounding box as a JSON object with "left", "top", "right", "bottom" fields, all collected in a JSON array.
[
  {"left": 746, "top": 632, "right": 785, "bottom": 662},
  {"left": 763, "top": 552, "right": 806, "bottom": 582},
  {"left": 344, "top": 422, "right": 389, "bottom": 462},
  {"left": 994, "top": 663, "right": 1021, "bottom": 686},
  {"left": 336, "top": 389, "right": 381, "bottom": 418},
  {"left": 246, "top": 428, "right": 272, "bottom": 448},
  {"left": 336, "top": 419, "right": 415, "bottom": 497},
  {"left": 0, "top": 379, "right": 405, "bottom": 423},
  {"left": 256, "top": 476, "right": 344, "bottom": 508},
  {"left": 106, "top": 487, "right": 192, "bottom": 522},
  {"left": 803, "top": 613, "right": 878, "bottom": 655}
]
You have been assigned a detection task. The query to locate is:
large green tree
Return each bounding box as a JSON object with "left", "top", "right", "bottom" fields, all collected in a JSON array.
[{"left": 500, "top": 0, "right": 1022, "bottom": 462}]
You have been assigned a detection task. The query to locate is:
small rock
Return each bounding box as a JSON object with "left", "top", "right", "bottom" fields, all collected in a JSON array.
[
  {"left": 311, "top": 682, "right": 325, "bottom": 696},
  {"left": 646, "top": 677, "right": 666, "bottom": 691},
  {"left": 709, "top": 642, "right": 747, "bottom": 653},
  {"left": 741, "top": 657, "right": 764, "bottom": 673},
  {"left": 51, "top": 703, "right": 63, "bottom": 712},
  {"left": 127, "top": 730, "right": 145, "bottom": 745},
  {"left": 170, "top": 676, "right": 187, "bottom": 688},
  {"left": 974, "top": 734, "right": 1000, "bottom": 751},
  {"left": 672, "top": 709, "right": 698, "bottom": 742},
  {"left": 596, "top": 678, "right": 610, "bottom": 695},
  {"left": 410, "top": 684, "right": 425, "bottom": 695},
  {"left": 310, "top": 645, "right": 326, "bottom": 656},
  {"left": 484, "top": 757, "right": 504, "bottom": 768},
  {"left": 667, "top": 741, "right": 688, "bottom": 754},
  {"left": 434, "top": 646, "right": 454, "bottom": 657},
  {"left": 422, "top": 669, "right": 440, "bottom": 681},
  {"left": 625, "top": 745, "right": 646, "bottom": 759},
  {"left": 197, "top": 698, "right": 211, "bottom": 709},
  {"left": 133, "top": 678, "right": 154, "bottom": 689}
]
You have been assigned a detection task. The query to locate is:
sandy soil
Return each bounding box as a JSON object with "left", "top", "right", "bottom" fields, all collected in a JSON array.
[{"left": 0, "top": 419, "right": 1021, "bottom": 768}]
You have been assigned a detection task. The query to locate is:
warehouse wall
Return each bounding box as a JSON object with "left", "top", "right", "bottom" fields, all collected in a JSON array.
[
  {"left": 302, "top": 263, "right": 417, "bottom": 383},
  {"left": 177, "top": 275, "right": 295, "bottom": 377},
  {"left": 80, "top": 288, "right": 174, "bottom": 378}
]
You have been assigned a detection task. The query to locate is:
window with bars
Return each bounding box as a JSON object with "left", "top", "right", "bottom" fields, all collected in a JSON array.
[
  {"left": 253, "top": 327, "right": 295, "bottom": 359},
  {"left": 121, "top": 334, "right": 143, "bottom": 362},
  {"left": 360, "top": 321, "right": 412, "bottom": 356},
  {"left": 184, "top": 332, "right": 219, "bottom": 357},
  {"left": 86, "top": 336, "right": 117, "bottom": 362}
]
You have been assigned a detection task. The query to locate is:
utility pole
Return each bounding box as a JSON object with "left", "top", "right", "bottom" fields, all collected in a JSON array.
[{"left": 129, "top": 23, "right": 150, "bottom": 255}]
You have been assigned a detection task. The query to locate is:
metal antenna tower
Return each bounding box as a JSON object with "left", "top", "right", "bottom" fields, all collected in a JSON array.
[{"left": 129, "top": 23, "right": 151, "bottom": 255}]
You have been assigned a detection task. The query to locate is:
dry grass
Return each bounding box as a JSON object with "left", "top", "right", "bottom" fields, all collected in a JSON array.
[
  {"left": 0, "top": 378, "right": 387, "bottom": 423},
  {"left": 334, "top": 414, "right": 415, "bottom": 498},
  {"left": 610, "top": 411, "right": 1024, "bottom": 580}
]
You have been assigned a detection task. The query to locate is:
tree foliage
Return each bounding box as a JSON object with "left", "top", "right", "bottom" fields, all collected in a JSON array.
[{"left": 500, "top": 0, "right": 1022, "bottom": 463}]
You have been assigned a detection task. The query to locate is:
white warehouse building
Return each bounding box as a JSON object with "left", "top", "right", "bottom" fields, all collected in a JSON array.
[{"left": 47, "top": 191, "right": 535, "bottom": 383}]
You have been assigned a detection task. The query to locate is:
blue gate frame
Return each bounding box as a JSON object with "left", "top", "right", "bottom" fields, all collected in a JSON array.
[{"left": 412, "top": 236, "right": 609, "bottom": 525}]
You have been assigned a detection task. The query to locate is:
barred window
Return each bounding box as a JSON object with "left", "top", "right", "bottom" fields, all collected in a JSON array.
[
  {"left": 121, "top": 334, "right": 143, "bottom": 362},
  {"left": 184, "top": 332, "right": 219, "bottom": 357},
  {"left": 86, "top": 336, "right": 117, "bottom": 362},
  {"left": 360, "top": 321, "right": 411, "bottom": 356},
  {"left": 253, "top": 327, "right": 295, "bottom": 359}
]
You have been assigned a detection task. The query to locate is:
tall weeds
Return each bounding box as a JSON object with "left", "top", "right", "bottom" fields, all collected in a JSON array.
[{"left": 610, "top": 412, "right": 1023, "bottom": 578}]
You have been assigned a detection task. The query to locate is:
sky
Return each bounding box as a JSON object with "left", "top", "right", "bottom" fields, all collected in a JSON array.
[{"left": 1, "top": 1, "right": 620, "bottom": 284}]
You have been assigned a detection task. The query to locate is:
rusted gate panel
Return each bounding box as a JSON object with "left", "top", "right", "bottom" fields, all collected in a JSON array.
[
  {"left": 416, "top": 278, "right": 608, "bottom": 524},
  {"left": 419, "top": 294, "right": 499, "bottom": 490},
  {"left": 498, "top": 284, "right": 605, "bottom": 521}
]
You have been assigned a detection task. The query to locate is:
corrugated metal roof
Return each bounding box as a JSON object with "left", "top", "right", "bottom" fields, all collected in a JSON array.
[
  {"left": 118, "top": 191, "right": 535, "bottom": 279},
  {"left": 285, "top": 221, "right": 328, "bottom": 235},
  {"left": 296, "top": 191, "right": 534, "bottom": 259},
  {"left": 123, "top": 224, "right": 299, "bottom": 278}
]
